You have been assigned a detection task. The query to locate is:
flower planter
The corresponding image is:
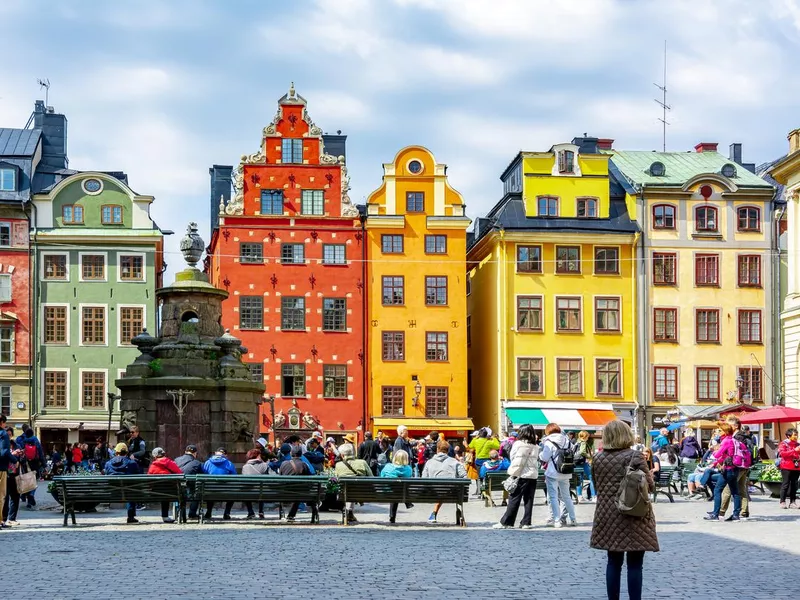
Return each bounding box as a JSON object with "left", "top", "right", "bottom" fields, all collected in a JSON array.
[{"left": 761, "top": 481, "right": 781, "bottom": 499}]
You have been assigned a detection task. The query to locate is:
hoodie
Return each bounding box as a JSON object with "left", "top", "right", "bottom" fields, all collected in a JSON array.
[
  {"left": 203, "top": 454, "right": 237, "bottom": 475},
  {"left": 242, "top": 458, "right": 270, "bottom": 475},
  {"left": 0, "top": 428, "right": 18, "bottom": 471},
  {"left": 175, "top": 453, "right": 203, "bottom": 476},
  {"left": 421, "top": 453, "right": 466, "bottom": 479},
  {"left": 540, "top": 433, "right": 571, "bottom": 480},
  {"left": 104, "top": 455, "right": 141, "bottom": 475},
  {"left": 148, "top": 456, "right": 183, "bottom": 475}
]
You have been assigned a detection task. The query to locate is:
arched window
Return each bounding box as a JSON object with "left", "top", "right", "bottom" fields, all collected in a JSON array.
[
  {"left": 652, "top": 204, "right": 676, "bottom": 229},
  {"left": 695, "top": 205, "right": 718, "bottom": 232},
  {"left": 737, "top": 206, "right": 760, "bottom": 232}
]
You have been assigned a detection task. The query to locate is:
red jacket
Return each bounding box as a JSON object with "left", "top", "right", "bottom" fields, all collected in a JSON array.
[
  {"left": 71, "top": 447, "right": 83, "bottom": 463},
  {"left": 778, "top": 440, "right": 800, "bottom": 471},
  {"left": 147, "top": 457, "right": 182, "bottom": 475}
]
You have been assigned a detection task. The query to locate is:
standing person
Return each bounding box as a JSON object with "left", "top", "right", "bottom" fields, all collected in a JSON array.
[
  {"left": 468, "top": 428, "right": 500, "bottom": 469},
  {"left": 719, "top": 415, "right": 752, "bottom": 519},
  {"left": 147, "top": 447, "right": 181, "bottom": 523},
  {"left": 2, "top": 435, "right": 22, "bottom": 526},
  {"left": 242, "top": 448, "right": 270, "bottom": 519},
  {"left": 494, "top": 424, "right": 539, "bottom": 529},
  {"left": 464, "top": 446, "right": 479, "bottom": 496},
  {"left": 16, "top": 426, "right": 45, "bottom": 509},
  {"left": 358, "top": 432, "right": 381, "bottom": 476},
  {"left": 80, "top": 442, "right": 90, "bottom": 470},
  {"left": 540, "top": 423, "right": 577, "bottom": 527},
  {"left": 175, "top": 445, "right": 203, "bottom": 521},
  {"left": 591, "top": 420, "right": 659, "bottom": 600},
  {"left": 394, "top": 426, "right": 416, "bottom": 475},
  {"left": 1, "top": 416, "right": 21, "bottom": 528},
  {"left": 379, "top": 449, "right": 413, "bottom": 523},
  {"left": 704, "top": 423, "right": 743, "bottom": 521},
  {"left": 127, "top": 426, "right": 149, "bottom": 470},
  {"left": 679, "top": 430, "right": 702, "bottom": 463},
  {"left": 202, "top": 448, "right": 237, "bottom": 520},
  {"left": 64, "top": 443, "right": 74, "bottom": 473},
  {"left": 651, "top": 428, "right": 670, "bottom": 452},
  {"left": 422, "top": 439, "right": 467, "bottom": 524},
  {"left": 416, "top": 440, "right": 428, "bottom": 478},
  {"left": 575, "top": 431, "right": 597, "bottom": 502},
  {"left": 777, "top": 428, "right": 800, "bottom": 509},
  {"left": 104, "top": 443, "right": 141, "bottom": 524},
  {"left": 71, "top": 443, "right": 83, "bottom": 472},
  {"left": 93, "top": 438, "right": 108, "bottom": 472}
]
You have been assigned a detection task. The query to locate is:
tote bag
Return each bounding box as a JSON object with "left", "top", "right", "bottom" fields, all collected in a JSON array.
[{"left": 17, "top": 463, "right": 38, "bottom": 495}]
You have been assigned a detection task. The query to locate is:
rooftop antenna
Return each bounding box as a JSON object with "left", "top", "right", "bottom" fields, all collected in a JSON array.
[
  {"left": 653, "top": 41, "right": 670, "bottom": 152},
  {"left": 37, "top": 78, "right": 51, "bottom": 107}
]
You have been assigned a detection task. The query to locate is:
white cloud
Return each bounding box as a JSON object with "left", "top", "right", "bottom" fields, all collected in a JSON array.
[{"left": 303, "top": 90, "right": 374, "bottom": 129}]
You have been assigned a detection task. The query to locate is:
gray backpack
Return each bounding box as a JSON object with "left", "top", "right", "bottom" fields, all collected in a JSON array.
[{"left": 616, "top": 454, "right": 651, "bottom": 518}]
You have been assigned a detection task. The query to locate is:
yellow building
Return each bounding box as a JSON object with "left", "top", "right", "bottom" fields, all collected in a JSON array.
[
  {"left": 468, "top": 138, "right": 639, "bottom": 435},
  {"left": 365, "top": 146, "right": 473, "bottom": 438},
  {"left": 611, "top": 142, "right": 776, "bottom": 442}
]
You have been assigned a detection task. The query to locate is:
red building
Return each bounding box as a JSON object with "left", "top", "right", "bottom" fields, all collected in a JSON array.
[{"left": 208, "top": 85, "right": 365, "bottom": 444}]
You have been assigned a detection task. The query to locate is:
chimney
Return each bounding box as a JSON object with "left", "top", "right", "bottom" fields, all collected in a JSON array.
[
  {"left": 209, "top": 165, "right": 233, "bottom": 237},
  {"left": 571, "top": 136, "right": 599, "bottom": 154},
  {"left": 33, "top": 101, "right": 68, "bottom": 169},
  {"left": 597, "top": 138, "right": 614, "bottom": 150},
  {"left": 694, "top": 142, "right": 718, "bottom": 153},
  {"left": 322, "top": 131, "right": 347, "bottom": 161},
  {"left": 729, "top": 143, "right": 742, "bottom": 164},
  {"left": 789, "top": 128, "right": 800, "bottom": 154}
]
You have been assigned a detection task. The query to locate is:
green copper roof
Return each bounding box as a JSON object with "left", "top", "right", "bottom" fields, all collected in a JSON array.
[{"left": 608, "top": 150, "right": 773, "bottom": 188}]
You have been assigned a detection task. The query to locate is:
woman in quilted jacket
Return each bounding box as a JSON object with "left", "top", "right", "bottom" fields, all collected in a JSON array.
[{"left": 591, "top": 420, "right": 658, "bottom": 600}]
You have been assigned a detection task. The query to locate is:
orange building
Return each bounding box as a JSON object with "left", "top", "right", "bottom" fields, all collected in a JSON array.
[{"left": 208, "top": 85, "right": 365, "bottom": 444}]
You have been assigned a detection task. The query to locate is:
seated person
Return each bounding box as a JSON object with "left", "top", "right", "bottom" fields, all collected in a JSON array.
[
  {"left": 642, "top": 447, "right": 660, "bottom": 475},
  {"left": 479, "top": 450, "right": 510, "bottom": 479},
  {"left": 334, "top": 443, "right": 373, "bottom": 524}
]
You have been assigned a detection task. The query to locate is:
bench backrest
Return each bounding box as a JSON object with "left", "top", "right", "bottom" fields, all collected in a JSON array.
[
  {"left": 54, "top": 475, "right": 185, "bottom": 504},
  {"left": 655, "top": 466, "right": 675, "bottom": 485},
  {"left": 339, "top": 477, "right": 469, "bottom": 503},
  {"left": 194, "top": 475, "right": 328, "bottom": 502}
]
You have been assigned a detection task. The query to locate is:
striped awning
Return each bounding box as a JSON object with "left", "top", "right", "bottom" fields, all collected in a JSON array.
[{"left": 505, "top": 404, "right": 617, "bottom": 430}]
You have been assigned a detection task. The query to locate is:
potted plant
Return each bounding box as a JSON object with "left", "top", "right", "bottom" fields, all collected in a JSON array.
[
  {"left": 758, "top": 462, "right": 782, "bottom": 498},
  {"left": 319, "top": 473, "right": 343, "bottom": 512},
  {"left": 48, "top": 468, "right": 101, "bottom": 512}
]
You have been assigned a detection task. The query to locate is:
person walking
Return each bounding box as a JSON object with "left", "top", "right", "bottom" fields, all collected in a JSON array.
[
  {"left": 777, "top": 428, "right": 800, "bottom": 509},
  {"left": 719, "top": 415, "right": 752, "bottom": 519},
  {"left": 1, "top": 416, "right": 21, "bottom": 529},
  {"left": 242, "top": 448, "right": 270, "bottom": 519},
  {"left": 147, "top": 447, "right": 181, "bottom": 523},
  {"left": 591, "top": 420, "right": 659, "bottom": 600},
  {"left": 2, "top": 435, "right": 22, "bottom": 525},
  {"left": 380, "top": 449, "right": 413, "bottom": 524},
  {"left": 493, "top": 424, "right": 539, "bottom": 529},
  {"left": 16, "top": 426, "right": 45, "bottom": 509},
  {"left": 704, "top": 422, "right": 744, "bottom": 521},
  {"left": 104, "top": 443, "right": 142, "bottom": 524},
  {"left": 175, "top": 445, "right": 203, "bottom": 521},
  {"left": 575, "top": 430, "right": 597, "bottom": 502},
  {"left": 540, "top": 423, "right": 577, "bottom": 527}
]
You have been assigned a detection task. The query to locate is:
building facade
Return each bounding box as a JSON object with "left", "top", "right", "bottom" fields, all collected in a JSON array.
[
  {"left": 468, "top": 137, "right": 639, "bottom": 435},
  {"left": 207, "top": 85, "right": 365, "bottom": 443},
  {"left": 365, "top": 146, "right": 473, "bottom": 438},
  {"left": 610, "top": 143, "right": 776, "bottom": 442},
  {"left": 32, "top": 172, "right": 163, "bottom": 449}
]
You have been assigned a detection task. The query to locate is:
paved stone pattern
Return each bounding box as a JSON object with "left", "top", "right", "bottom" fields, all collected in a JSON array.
[{"left": 7, "top": 483, "right": 799, "bottom": 599}]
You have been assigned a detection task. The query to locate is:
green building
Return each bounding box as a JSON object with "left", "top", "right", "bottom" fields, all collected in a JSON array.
[{"left": 31, "top": 171, "right": 164, "bottom": 450}]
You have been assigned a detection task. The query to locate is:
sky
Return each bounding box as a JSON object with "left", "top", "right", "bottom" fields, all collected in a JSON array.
[{"left": 1, "top": 0, "right": 799, "bottom": 278}]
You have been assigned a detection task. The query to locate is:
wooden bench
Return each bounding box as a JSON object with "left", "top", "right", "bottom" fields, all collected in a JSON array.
[
  {"left": 193, "top": 475, "right": 329, "bottom": 524},
  {"left": 483, "top": 471, "right": 510, "bottom": 507},
  {"left": 653, "top": 466, "right": 678, "bottom": 503},
  {"left": 54, "top": 475, "right": 185, "bottom": 526},
  {"left": 337, "top": 477, "right": 470, "bottom": 526}
]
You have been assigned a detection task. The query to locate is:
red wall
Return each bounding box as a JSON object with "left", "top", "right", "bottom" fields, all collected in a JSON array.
[{"left": 0, "top": 219, "right": 31, "bottom": 366}]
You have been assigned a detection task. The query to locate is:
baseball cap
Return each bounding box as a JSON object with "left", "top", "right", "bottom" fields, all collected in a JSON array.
[
  {"left": 151, "top": 447, "right": 166, "bottom": 458},
  {"left": 186, "top": 444, "right": 198, "bottom": 453}
]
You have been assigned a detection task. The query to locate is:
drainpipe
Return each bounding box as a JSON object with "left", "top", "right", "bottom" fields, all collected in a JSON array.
[
  {"left": 498, "top": 229, "right": 506, "bottom": 433},
  {"left": 773, "top": 201, "right": 786, "bottom": 406},
  {"left": 635, "top": 185, "right": 648, "bottom": 437},
  {"left": 25, "top": 199, "right": 39, "bottom": 427},
  {"left": 360, "top": 214, "right": 368, "bottom": 436}
]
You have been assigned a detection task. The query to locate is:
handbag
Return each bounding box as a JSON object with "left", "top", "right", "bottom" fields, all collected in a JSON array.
[
  {"left": 17, "top": 463, "right": 38, "bottom": 495},
  {"left": 502, "top": 476, "right": 519, "bottom": 493}
]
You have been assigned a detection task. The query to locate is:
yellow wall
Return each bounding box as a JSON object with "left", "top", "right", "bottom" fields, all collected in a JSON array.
[{"left": 522, "top": 153, "right": 611, "bottom": 218}]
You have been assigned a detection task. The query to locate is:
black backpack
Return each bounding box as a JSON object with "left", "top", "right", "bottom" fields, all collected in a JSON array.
[{"left": 550, "top": 440, "right": 575, "bottom": 475}]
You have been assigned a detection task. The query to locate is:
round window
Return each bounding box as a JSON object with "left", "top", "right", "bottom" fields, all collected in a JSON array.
[
  {"left": 407, "top": 160, "right": 423, "bottom": 174},
  {"left": 83, "top": 178, "right": 102, "bottom": 193},
  {"left": 721, "top": 163, "right": 737, "bottom": 178}
]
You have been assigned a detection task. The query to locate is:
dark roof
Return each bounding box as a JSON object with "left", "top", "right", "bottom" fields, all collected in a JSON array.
[
  {"left": 757, "top": 157, "right": 786, "bottom": 205},
  {"left": 0, "top": 128, "right": 41, "bottom": 157},
  {"left": 32, "top": 169, "right": 129, "bottom": 194}
]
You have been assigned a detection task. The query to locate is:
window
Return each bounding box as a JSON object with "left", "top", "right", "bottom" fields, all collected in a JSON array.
[
  {"left": 322, "top": 298, "right": 346, "bottom": 331},
  {"left": 120, "top": 255, "right": 144, "bottom": 281},
  {"left": 44, "top": 254, "right": 67, "bottom": 280},
  {"left": 425, "top": 276, "right": 447, "bottom": 306},
  {"left": 555, "top": 246, "right": 580, "bottom": 273},
  {"left": 280, "top": 243, "right": 305, "bottom": 264},
  {"left": 261, "top": 190, "right": 284, "bottom": 215},
  {"left": 322, "top": 244, "right": 345, "bottom": 265},
  {"left": 81, "top": 255, "right": 105, "bottom": 280},
  {"left": 594, "top": 247, "right": 619, "bottom": 274},
  {"left": 81, "top": 371, "right": 106, "bottom": 409},
  {"left": 518, "top": 358, "right": 543, "bottom": 394},
  {"left": 382, "top": 331, "right": 405, "bottom": 361},
  {"left": 738, "top": 310, "right": 762, "bottom": 344},
  {"left": 82, "top": 306, "right": 106, "bottom": 345},
  {"left": 101, "top": 205, "right": 123, "bottom": 224},
  {"left": 425, "top": 332, "right": 448, "bottom": 362},
  {"left": 517, "top": 296, "right": 543, "bottom": 331},
  {"left": 0, "top": 325, "right": 13, "bottom": 363},
  {"left": 281, "top": 364, "right": 306, "bottom": 397},
  {"left": 654, "top": 308, "right": 678, "bottom": 342},
  {"left": 0, "top": 223, "right": 10, "bottom": 247},
  {"left": 0, "top": 386, "right": 9, "bottom": 417},
  {"left": 596, "top": 359, "right": 621, "bottom": 395},
  {"left": 738, "top": 255, "right": 761, "bottom": 287},
  {"left": 425, "top": 235, "right": 447, "bottom": 254},
  {"left": 695, "top": 254, "right": 719, "bottom": 286},
  {"left": 382, "top": 276, "right": 404, "bottom": 305},
  {"left": 44, "top": 371, "right": 67, "bottom": 408},
  {"left": 0, "top": 274, "right": 10, "bottom": 302},
  {"left": 240, "top": 243, "right": 263, "bottom": 264},
  {"left": 425, "top": 387, "right": 448, "bottom": 417},
  {"left": 696, "top": 367, "right": 721, "bottom": 401},
  {"left": 248, "top": 363, "right": 263, "bottom": 383},
  {"left": 695, "top": 205, "right": 718, "bottom": 232},
  {"left": 301, "top": 190, "right": 324, "bottom": 215},
  {"left": 382, "top": 386, "right": 404, "bottom": 415},
  {"left": 281, "top": 138, "right": 303, "bottom": 164},
  {"left": 537, "top": 196, "right": 558, "bottom": 216},
  {"left": 595, "top": 297, "right": 620, "bottom": 332},
  {"left": 577, "top": 198, "right": 597, "bottom": 218},
  {"left": 240, "top": 296, "right": 264, "bottom": 330},
  {"left": 280, "top": 297, "right": 305, "bottom": 330},
  {"left": 737, "top": 207, "right": 760, "bottom": 232},
  {"left": 0, "top": 168, "right": 15, "bottom": 191},
  {"left": 557, "top": 150, "right": 575, "bottom": 173},
  {"left": 738, "top": 367, "right": 763, "bottom": 402},
  {"left": 556, "top": 297, "right": 581, "bottom": 331},
  {"left": 44, "top": 306, "right": 67, "bottom": 343},
  {"left": 652, "top": 204, "right": 676, "bottom": 229},
  {"left": 653, "top": 253, "right": 676, "bottom": 285},
  {"left": 696, "top": 309, "right": 720, "bottom": 343},
  {"left": 406, "top": 192, "right": 424, "bottom": 212},
  {"left": 62, "top": 204, "right": 84, "bottom": 224},
  {"left": 654, "top": 366, "right": 678, "bottom": 400},
  {"left": 323, "top": 365, "right": 347, "bottom": 398},
  {"left": 516, "top": 245, "right": 542, "bottom": 273},
  {"left": 557, "top": 358, "right": 582, "bottom": 394},
  {"left": 381, "top": 235, "right": 403, "bottom": 254},
  {"left": 119, "top": 307, "right": 144, "bottom": 345}
]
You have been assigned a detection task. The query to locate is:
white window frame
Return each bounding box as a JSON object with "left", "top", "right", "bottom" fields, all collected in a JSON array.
[
  {"left": 78, "top": 303, "right": 109, "bottom": 347},
  {"left": 117, "top": 304, "right": 147, "bottom": 347},
  {"left": 40, "top": 251, "right": 70, "bottom": 282},
  {"left": 517, "top": 356, "right": 545, "bottom": 395},
  {"left": 78, "top": 251, "right": 108, "bottom": 283},
  {"left": 117, "top": 252, "right": 147, "bottom": 283},
  {"left": 554, "top": 295, "right": 583, "bottom": 333},
  {"left": 42, "top": 368, "right": 70, "bottom": 411},
  {"left": 555, "top": 356, "right": 584, "bottom": 396},
  {"left": 595, "top": 357, "right": 623, "bottom": 397},
  {"left": 0, "top": 168, "right": 15, "bottom": 192},
  {"left": 0, "top": 222, "right": 11, "bottom": 247},
  {"left": 593, "top": 294, "right": 622, "bottom": 333},
  {"left": 0, "top": 273, "right": 11, "bottom": 303},
  {"left": 78, "top": 368, "right": 108, "bottom": 412},
  {"left": 41, "top": 302, "right": 70, "bottom": 346},
  {"left": 0, "top": 323, "right": 15, "bottom": 364}
]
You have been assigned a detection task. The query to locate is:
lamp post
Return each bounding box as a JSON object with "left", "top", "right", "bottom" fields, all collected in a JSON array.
[
  {"left": 106, "top": 392, "right": 121, "bottom": 445},
  {"left": 257, "top": 394, "right": 276, "bottom": 445},
  {"left": 412, "top": 381, "right": 422, "bottom": 408}
]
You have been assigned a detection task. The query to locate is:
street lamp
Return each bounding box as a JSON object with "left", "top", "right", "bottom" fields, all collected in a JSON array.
[
  {"left": 257, "top": 394, "right": 276, "bottom": 444},
  {"left": 107, "top": 392, "right": 121, "bottom": 444},
  {"left": 412, "top": 381, "right": 422, "bottom": 407}
]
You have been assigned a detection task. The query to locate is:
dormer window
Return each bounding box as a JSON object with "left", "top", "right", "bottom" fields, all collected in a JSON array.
[
  {"left": 0, "top": 168, "right": 15, "bottom": 192},
  {"left": 577, "top": 198, "right": 597, "bottom": 218},
  {"left": 101, "top": 205, "right": 123, "bottom": 224},
  {"left": 281, "top": 139, "right": 303, "bottom": 164},
  {"left": 721, "top": 163, "right": 737, "bottom": 178},
  {"left": 63, "top": 204, "right": 84, "bottom": 224},
  {"left": 737, "top": 206, "right": 760, "bottom": 232},
  {"left": 649, "top": 161, "right": 666, "bottom": 177},
  {"left": 695, "top": 205, "right": 718, "bottom": 232},
  {"left": 557, "top": 150, "right": 575, "bottom": 174},
  {"left": 537, "top": 196, "right": 558, "bottom": 217}
]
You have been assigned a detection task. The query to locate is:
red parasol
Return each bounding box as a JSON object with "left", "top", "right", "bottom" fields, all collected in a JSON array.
[{"left": 739, "top": 406, "right": 800, "bottom": 425}]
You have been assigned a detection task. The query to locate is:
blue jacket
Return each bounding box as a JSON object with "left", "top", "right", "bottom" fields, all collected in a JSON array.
[
  {"left": 300, "top": 454, "right": 316, "bottom": 475},
  {"left": 380, "top": 463, "right": 412, "bottom": 478},
  {"left": 203, "top": 454, "right": 237, "bottom": 475},
  {"left": 268, "top": 454, "right": 290, "bottom": 473},
  {"left": 304, "top": 447, "right": 325, "bottom": 472},
  {"left": 1, "top": 428, "right": 19, "bottom": 471},
  {"left": 104, "top": 455, "right": 141, "bottom": 475},
  {"left": 16, "top": 431, "right": 45, "bottom": 464},
  {"left": 479, "top": 458, "right": 510, "bottom": 479}
]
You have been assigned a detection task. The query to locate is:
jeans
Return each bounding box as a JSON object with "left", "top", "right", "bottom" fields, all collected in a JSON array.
[
  {"left": 545, "top": 476, "right": 575, "bottom": 523},
  {"left": 720, "top": 469, "right": 749, "bottom": 515},
  {"left": 780, "top": 469, "right": 800, "bottom": 503},
  {"left": 204, "top": 502, "right": 234, "bottom": 519},
  {"left": 500, "top": 477, "right": 536, "bottom": 527},
  {"left": 606, "top": 551, "right": 644, "bottom": 600},
  {"left": 245, "top": 502, "right": 265, "bottom": 517},
  {"left": 712, "top": 468, "right": 741, "bottom": 517},
  {"left": 582, "top": 463, "right": 596, "bottom": 499},
  {"left": 127, "top": 503, "right": 136, "bottom": 520}
]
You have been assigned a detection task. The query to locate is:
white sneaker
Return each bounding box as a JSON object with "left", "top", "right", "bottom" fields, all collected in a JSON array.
[
  {"left": 554, "top": 521, "right": 563, "bottom": 528},
  {"left": 588, "top": 497, "right": 597, "bottom": 503},
  {"left": 492, "top": 523, "right": 511, "bottom": 529},
  {"left": 520, "top": 524, "right": 534, "bottom": 529},
  {"left": 546, "top": 520, "right": 555, "bottom": 527}
]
